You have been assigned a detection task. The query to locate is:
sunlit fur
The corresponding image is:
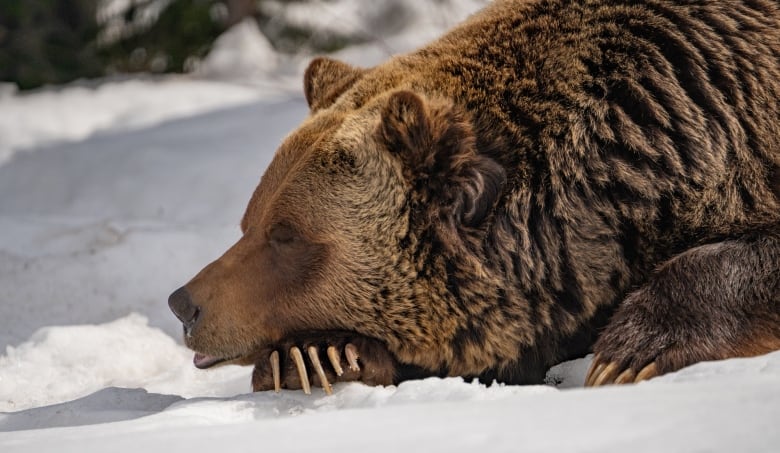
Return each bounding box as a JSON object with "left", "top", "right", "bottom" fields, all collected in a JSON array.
[{"left": 179, "top": 0, "right": 780, "bottom": 385}]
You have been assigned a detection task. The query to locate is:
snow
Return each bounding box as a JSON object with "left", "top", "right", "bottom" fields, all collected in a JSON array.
[
  {"left": 0, "top": 97, "right": 308, "bottom": 349},
  {"left": 97, "top": 0, "right": 174, "bottom": 45},
  {"left": 196, "top": 19, "right": 280, "bottom": 82},
  {"left": 0, "top": 78, "right": 280, "bottom": 165},
  {"left": 2, "top": 342, "right": 779, "bottom": 452},
  {"left": 1, "top": 2, "right": 780, "bottom": 452},
  {"left": 0, "top": 315, "right": 251, "bottom": 413},
  {"left": 257, "top": 0, "right": 489, "bottom": 67}
]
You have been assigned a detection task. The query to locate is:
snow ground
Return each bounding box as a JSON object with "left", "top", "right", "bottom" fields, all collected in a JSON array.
[
  {"left": 0, "top": 98, "right": 308, "bottom": 348},
  {"left": 1, "top": 2, "right": 780, "bottom": 451},
  {"left": 0, "top": 77, "right": 292, "bottom": 165}
]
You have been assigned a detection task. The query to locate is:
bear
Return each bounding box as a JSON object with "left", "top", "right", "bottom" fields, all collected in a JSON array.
[{"left": 169, "top": 0, "right": 780, "bottom": 394}]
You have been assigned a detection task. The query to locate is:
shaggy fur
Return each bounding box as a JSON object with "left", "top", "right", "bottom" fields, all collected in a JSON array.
[{"left": 170, "top": 0, "right": 780, "bottom": 390}]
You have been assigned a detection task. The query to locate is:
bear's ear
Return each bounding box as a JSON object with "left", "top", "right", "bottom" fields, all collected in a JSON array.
[
  {"left": 378, "top": 91, "right": 434, "bottom": 163},
  {"left": 379, "top": 91, "right": 506, "bottom": 234},
  {"left": 303, "top": 57, "right": 365, "bottom": 111}
]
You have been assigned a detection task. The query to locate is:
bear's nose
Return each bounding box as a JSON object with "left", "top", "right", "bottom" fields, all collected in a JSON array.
[{"left": 168, "top": 286, "right": 201, "bottom": 330}]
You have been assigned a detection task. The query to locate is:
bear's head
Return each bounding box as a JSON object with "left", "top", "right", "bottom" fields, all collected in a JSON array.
[{"left": 168, "top": 57, "right": 505, "bottom": 377}]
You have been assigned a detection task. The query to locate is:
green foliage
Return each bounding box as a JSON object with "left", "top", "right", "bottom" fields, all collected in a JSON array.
[
  {"left": 100, "top": 0, "right": 226, "bottom": 74},
  {"left": 0, "top": 0, "right": 103, "bottom": 90},
  {"left": 0, "top": 0, "right": 226, "bottom": 89},
  {"left": 0, "top": 0, "right": 367, "bottom": 90}
]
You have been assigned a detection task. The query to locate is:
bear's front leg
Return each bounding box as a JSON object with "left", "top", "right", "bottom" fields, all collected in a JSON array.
[{"left": 587, "top": 232, "right": 780, "bottom": 386}]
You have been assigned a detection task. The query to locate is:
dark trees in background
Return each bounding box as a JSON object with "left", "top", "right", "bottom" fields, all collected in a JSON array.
[
  {"left": 0, "top": 0, "right": 244, "bottom": 90},
  {"left": 0, "top": 0, "right": 369, "bottom": 90},
  {"left": 99, "top": 0, "right": 227, "bottom": 75},
  {"left": 225, "top": 0, "right": 256, "bottom": 27},
  {"left": 0, "top": 0, "right": 103, "bottom": 90}
]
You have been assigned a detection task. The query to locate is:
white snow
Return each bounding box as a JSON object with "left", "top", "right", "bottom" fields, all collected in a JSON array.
[
  {"left": 0, "top": 315, "right": 251, "bottom": 413},
  {"left": 0, "top": 77, "right": 278, "bottom": 165},
  {"left": 196, "top": 19, "right": 280, "bottom": 82},
  {"left": 97, "top": 0, "right": 174, "bottom": 45},
  {"left": 0, "top": 97, "right": 308, "bottom": 348},
  {"left": 2, "top": 339, "right": 779, "bottom": 452},
  {"left": 258, "top": 0, "right": 489, "bottom": 67},
  {"left": 1, "top": 2, "right": 779, "bottom": 452}
]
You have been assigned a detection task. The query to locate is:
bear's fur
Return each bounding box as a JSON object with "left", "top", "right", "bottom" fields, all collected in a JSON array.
[{"left": 170, "top": 0, "right": 780, "bottom": 390}]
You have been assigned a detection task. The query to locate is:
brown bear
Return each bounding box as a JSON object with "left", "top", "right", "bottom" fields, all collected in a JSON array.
[{"left": 169, "top": 0, "right": 780, "bottom": 394}]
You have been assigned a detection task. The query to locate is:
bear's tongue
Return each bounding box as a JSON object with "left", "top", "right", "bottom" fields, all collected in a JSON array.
[{"left": 193, "top": 353, "right": 223, "bottom": 369}]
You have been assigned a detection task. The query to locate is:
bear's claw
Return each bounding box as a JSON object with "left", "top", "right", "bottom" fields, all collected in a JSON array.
[
  {"left": 288, "top": 346, "right": 311, "bottom": 394},
  {"left": 327, "top": 345, "right": 344, "bottom": 376},
  {"left": 585, "top": 355, "right": 659, "bottom": 386},
  {"left": 270, "top": 350, "right": 281, "bottom": 392},
  {"left": 344, "top": 343, "right": 360, "bottom": 372},
  {"left": 252, "top": 334, "right": 394, "bottom": 395},
  {"left": 272, "top": 344, "right": 352, "bottom": 395},
  {"left": 307, "top": 345, "right": 334, "bottom": 394}
]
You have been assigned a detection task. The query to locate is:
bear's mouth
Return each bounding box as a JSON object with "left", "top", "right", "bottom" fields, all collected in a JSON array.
[
  {"left": 189, "top": 330, "right": 382, "bottom": 372},
  {"left": 189, "top": 330, "right": 399, "bottom": 375},
  {"left": 193, "top": 352, "right": 240, "bottom": 369}
]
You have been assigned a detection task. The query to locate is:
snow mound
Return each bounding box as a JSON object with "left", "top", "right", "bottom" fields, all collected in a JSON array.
[
  {"left": 0, "top": 78, "right": 272, "bottom": 165},
  {"left": 262, "top": 0, "right": 489, "bottom": 65},
  {"left": 2, "top": 345, "right": 779, "bottom": 452},
  {"left": 0, "top": 388, "right": 183, "bottom": 432},
  {"left": 0, "top": 314, "right": 251, "bottom": 413},
  {"left": 197, "top": 19, "right": 279, "bottom": 81},
  {"left": 0, "top": 312, "right": 566, "bottom": 416}
]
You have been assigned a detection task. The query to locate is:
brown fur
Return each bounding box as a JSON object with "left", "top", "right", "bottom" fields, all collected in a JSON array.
[{"left": 170, "top": 0, "right": 780, "bottom": 388}]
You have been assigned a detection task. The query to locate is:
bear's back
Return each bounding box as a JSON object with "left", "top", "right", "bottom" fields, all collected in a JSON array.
[{"left": 387, "top": 0, "right": 780, "bottom": 243}]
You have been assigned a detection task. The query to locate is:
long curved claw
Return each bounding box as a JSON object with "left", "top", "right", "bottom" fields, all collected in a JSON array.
[
  {"left": 635, "top": 362, "right": 659, "bottom": 383},
  {"left": 290, "top": 346, "right": 311, "bottom": 394},
  {"left": 308, "top": 345, "right": 333, "bottom": 395},
  {"left": 344, "top": 343, "right": 360, "bottom": 372},
  {"left": 586, "top": 360, "right": 660, "bottom": 387},
  {"left": 270, "top": 350, "right": 281, "bottom": 393},
  {"left": 585, "top": 361, "right": 606, "bottom": 386},
  {"left": 593, "top": 362, "right": 620, "bottom": 386},
  {"left": 584, "top": 354, "right": 601, "bottom": 385},
  {"left": 614, "top": 368, "right": 636, "bottom": 384},
  {"left": 327, "top": 345, "right": 344, "bottom": 376}
]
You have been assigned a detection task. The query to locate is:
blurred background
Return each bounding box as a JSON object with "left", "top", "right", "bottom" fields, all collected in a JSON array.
[{"left": 0, "top": 0, "right": 487, "bottom": 90}]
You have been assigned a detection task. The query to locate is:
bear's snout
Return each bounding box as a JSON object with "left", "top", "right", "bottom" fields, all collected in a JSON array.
[{"left": 168, "top": 286, "right": 201, "bottom": 334}]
